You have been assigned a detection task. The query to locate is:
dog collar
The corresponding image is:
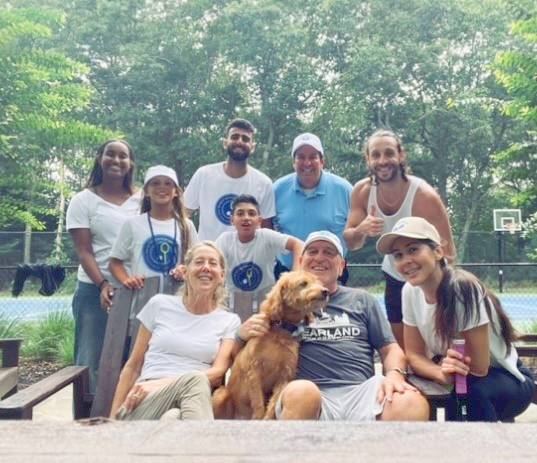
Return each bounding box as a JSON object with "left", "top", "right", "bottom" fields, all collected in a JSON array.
[{"left": 272, "top": 320, "right": 304, "bottom": 339}]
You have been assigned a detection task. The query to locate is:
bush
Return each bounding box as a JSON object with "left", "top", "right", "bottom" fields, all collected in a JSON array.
[{"left": 21, "top": 311, "right": 74, "bottom": 364}]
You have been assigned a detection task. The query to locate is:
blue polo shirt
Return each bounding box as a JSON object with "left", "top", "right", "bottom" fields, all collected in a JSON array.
[{"left": 273, "top": 171, "right": 352, "bottom": 268}]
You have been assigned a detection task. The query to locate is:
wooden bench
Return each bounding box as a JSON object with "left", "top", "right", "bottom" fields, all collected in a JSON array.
[
  {"left": 0, "top": 339, "right": 22, "bottom": 400},
  {"left": 516, "top": 333, "right": 537, "bottom": 404},
  {"left": 228, "top": 288, "right": 270, "bottom": 323},
  {"left": 0, "top": 277, "right": 181, "bottom": 420}
]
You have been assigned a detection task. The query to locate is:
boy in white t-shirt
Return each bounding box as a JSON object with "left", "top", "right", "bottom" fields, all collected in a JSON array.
[{"left": 215, "top": 194, "right": 303, "bottom": 293}]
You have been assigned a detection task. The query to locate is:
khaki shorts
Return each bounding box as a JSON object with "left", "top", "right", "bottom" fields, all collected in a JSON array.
[{"left": 276, "top": 375, "right": 386, "bottom": 421}]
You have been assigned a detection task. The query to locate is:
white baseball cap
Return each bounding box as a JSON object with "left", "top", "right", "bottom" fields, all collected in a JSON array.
[
  {"left": 144, "top": 165, "right": 179, "bottom": 186},
  {"left": 303, "top": 230, "right": 343, "bottom": 257},
  {"left": 376, "top": 217, "right": 441, "bottom": 255},
  {"left": 291, "top": 133, "right": 324, "bottom": 157}
]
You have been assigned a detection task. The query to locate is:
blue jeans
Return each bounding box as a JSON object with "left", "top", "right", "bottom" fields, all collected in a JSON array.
[
  {"left": 446, "top": 361, "right": 535, "bottom": 422},
  {"left": 72, "top": 281, "right": 108, "bottom": 393}
]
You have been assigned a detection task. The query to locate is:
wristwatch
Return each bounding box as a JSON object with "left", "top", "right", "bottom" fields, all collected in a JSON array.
[{"left": 387, "top": 367, "right": 408, "bottom": 378}]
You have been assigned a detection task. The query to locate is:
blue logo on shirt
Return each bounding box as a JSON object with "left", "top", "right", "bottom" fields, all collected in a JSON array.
[
  {"left": 215, "top": 194, "right": 237, "bottom": 225},
  {"left": 142, "top": 235, "right": 178, "bottom": 273},
  {"left": 232, "top": 261, "right": 262, "bottom": 291}
]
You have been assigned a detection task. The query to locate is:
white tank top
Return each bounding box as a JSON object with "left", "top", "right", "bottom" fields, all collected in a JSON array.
[{"left": 367, "top": 175, "right": 424, "bottom": 281}]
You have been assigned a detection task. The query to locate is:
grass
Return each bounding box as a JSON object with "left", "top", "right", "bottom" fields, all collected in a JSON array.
[
  {"left": 0, "top": 312, "right": 24, "bottom": 338},
  {"left": 0, "top": 311, "right": 74, "bottom": 365}
]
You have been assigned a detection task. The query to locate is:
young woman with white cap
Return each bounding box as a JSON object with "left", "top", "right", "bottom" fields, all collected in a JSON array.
[
  {"left": 109, "top": 165, "right": 198, "bottom": 288},
  {"left": 376, "top": 217, "right": 534, "bottom": 421}
]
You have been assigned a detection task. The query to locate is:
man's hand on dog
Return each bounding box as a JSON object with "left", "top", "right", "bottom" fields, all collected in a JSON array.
[{"left": 239, "top": 313, "right": 270, "bottom": 340}]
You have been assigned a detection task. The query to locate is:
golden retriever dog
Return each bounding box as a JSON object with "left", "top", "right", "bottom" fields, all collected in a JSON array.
[{"left": 213, "top": 270, "right": 328, "bottom": 420}]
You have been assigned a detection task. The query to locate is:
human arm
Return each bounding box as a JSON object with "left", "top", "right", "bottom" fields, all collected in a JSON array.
[
  {"left": 285, "top": 236, "right": 304, "bottom": 271},
  {"left": 404, "top": 324, "right": 453, "bottom": 384},
  {"left": 413, "top": 186, "right": 456, "bottom": 263},
  {"left": 204, "top": 339, "right": 236, "bottom": 388},
  {"left": 377, "top": 342, "right": 417, "bottom": 403},
  {"left": 343, "top": 181, "right": 384, "bottom": 250},
  {"left": 109, "top": 258, "right": 145, "bottom": 290},
  {"left": 231, "top": 313, "right": 271, "bottom": 357},
  {"left": 109, "top": 324, "right": 151, "bottom": 418},
  {"left": 69, "top": 228, "right": 113, "bottom": 309}
]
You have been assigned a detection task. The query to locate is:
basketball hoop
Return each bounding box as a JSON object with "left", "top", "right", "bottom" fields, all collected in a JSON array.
[
  {"left": 493, "top": 209, "right": 522, "bottom": 234},
  {"left": 505, "top": 222, "right": 517, "bottom": 235}
]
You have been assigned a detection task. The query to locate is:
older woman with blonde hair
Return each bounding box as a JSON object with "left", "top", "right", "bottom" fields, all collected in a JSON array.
[{"left": 110, "top": 241, "right": 240, "bottom": 420}]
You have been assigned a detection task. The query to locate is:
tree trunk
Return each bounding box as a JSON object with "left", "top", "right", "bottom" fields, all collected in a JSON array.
[
  {"left": 23, "top": 223, "right": 31, "bottom": 264},
  {"left": 457, "top": 193, "right": 480, "bottom": 262},
  {"left": 54, "top": 157, "right": 66, "bottom": 261},
  {"left": 262, "top": 122, "right": 274, "bottom": 172}
]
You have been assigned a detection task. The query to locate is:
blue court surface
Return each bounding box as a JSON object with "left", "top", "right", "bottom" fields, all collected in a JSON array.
[{"left": 1, "top": 294, "right": 536, "bottom": 323}]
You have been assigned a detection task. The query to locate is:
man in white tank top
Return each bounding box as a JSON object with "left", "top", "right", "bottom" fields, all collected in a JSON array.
[{"left": 343, "top": 129, "right": 455, "bottom": 347}]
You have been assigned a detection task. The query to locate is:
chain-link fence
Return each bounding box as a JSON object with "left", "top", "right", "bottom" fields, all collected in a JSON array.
[{"left": 1, "top": 262, "right": 536, "bottom": 332}]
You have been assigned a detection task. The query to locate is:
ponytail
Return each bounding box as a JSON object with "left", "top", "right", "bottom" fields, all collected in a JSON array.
[{"left": 434, "top": 265, "right": 516, "bottom": 352}]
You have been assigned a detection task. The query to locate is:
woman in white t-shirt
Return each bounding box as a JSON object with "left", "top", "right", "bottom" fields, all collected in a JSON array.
[
  {"left": 110, "top": 241, "right": 240, "bottom": 420},
  {"left": 109, "top": 165, "right": 198, "bottom": 289},
  {"left": 377, "top": 217, "right": 534, "bottom": 421},
  {"left": 66, "top": 139, "right": 140, "bottom": 392}
]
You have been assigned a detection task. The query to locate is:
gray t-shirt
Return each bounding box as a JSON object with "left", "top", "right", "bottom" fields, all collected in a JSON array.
[{"left": 297, "top": 286, "right": 395, "bottom": 387}]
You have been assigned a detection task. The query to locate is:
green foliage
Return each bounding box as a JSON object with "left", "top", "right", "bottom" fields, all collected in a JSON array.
[
  {"left": 0, "top": 312, "right": 23, "bottom": 338},
  {"left": 20, "top": 310, "right": 74, "bottom": 364},
  {"left": 0, "top": 6, "right": 114, "bottom": 232}
]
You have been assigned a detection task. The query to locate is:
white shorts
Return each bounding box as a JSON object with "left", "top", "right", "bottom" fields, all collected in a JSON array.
[{"left": 276, "top": 375, "right": 386, "bottom": 421}]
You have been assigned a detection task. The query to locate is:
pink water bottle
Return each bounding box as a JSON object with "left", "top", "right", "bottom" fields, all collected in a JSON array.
[{"left": 452, "top": 338, "right": 468, "bottom": 421}]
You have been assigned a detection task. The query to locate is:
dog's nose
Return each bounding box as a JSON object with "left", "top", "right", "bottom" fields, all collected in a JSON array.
[{"left": 321, "top": 289, "right": 329, "bottom": 298}]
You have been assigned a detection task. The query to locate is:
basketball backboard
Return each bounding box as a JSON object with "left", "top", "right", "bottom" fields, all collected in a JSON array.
[{"left": 493, "top": 209, "right": 522, "bottom": 233}]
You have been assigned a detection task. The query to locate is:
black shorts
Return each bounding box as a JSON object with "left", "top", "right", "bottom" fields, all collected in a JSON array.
[{"left": 383, "top": 272, "right": 405, "bottom": 323}]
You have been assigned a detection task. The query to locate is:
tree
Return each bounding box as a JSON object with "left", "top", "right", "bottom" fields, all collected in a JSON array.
[{"left": 0, "top": 7, "right": 113, "bottom": 261}]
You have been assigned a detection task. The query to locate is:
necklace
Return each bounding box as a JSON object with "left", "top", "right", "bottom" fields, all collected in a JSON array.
[
  {"left": 146, "top": 212, "right": 179, "bottom": 277},
  {"left": 376, "top": 183, "right": 406, "bottom": 210}
]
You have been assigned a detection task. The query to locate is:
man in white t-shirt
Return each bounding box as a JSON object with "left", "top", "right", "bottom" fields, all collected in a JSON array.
[
  {"left": 215, "top": 194, "right": 303, "bottom": 294},
  {"left": 184, "top": 119, "right": 276, "bottom": 241}
]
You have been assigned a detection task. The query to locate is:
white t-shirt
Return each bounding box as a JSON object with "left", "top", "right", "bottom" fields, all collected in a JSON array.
[
  {"left": 215, "top": 228, "right": 289, "bottom": 292},
  {"left": 402, "top": 283, "right": 524, "bottom": 382},
  {"left": 66, "top": 189, "right": 141, "bottom": 284},
  {"left": 110, "top": 213, "right": 198, "bottom": 278},
  {"left": 137, "top": 294, "right": 240, "bottom": 381},
  {"left": 184, "top": 162, "right": 276, "bottom": 241}
]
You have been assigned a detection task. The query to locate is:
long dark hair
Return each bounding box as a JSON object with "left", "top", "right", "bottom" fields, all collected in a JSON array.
[
  {"left": 86, "top": 139, "right": 135, "bottom": 194},
  {"left": 141, "top": 183, "right": 191, "bottom": 264},
  {"left": 432, "top": 247, "right": 516, "bottom": 352},
  {"left": 364, "top": 129, "right": 410, "bottom": 184}
]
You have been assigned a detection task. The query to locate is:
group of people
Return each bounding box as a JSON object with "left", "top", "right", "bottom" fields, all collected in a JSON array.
[{"left": 65, "top": 118, "right": 535, "bottom": 423}]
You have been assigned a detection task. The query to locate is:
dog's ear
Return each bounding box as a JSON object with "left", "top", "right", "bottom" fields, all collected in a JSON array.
[{"left": 260, "top": 277, "right": 286, "bottom": 321}]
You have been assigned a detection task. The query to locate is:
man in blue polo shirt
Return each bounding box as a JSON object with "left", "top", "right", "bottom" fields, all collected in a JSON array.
[{"left": 273, "top": 133, "right": 352, "bottom": 282}]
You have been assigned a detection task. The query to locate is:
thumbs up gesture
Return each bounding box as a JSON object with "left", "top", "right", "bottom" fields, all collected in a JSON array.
[{"left": 359, "top": 205, "right": 385, "bottom": 237}]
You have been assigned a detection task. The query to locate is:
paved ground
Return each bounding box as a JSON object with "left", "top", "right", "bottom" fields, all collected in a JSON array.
[{"left": 2, "top": 420, "right": 537, "bottom": 462}]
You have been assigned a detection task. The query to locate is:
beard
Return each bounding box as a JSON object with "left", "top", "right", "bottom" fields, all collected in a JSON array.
[
  {"left": 227, "top": 145, "right": 250, "bottom": 162},
  {"left": 370, "top": 164, "right": 399, "bottom": 183}
]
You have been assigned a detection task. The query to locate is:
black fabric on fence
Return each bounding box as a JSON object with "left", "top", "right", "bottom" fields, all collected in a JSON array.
[{"left": 11, "top": 264, "right": 66, "bottom": 297}]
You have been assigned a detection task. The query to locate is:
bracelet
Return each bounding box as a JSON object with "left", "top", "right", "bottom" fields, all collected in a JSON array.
[
  {"left": 98, "top": 279, "right": 109, "bottom": 291},
  {"left": 234, "top": 328, "right": 246, "bottom": 347},
  {"left": 387, "top": 367, "right": 408, "bottom": 378}
]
